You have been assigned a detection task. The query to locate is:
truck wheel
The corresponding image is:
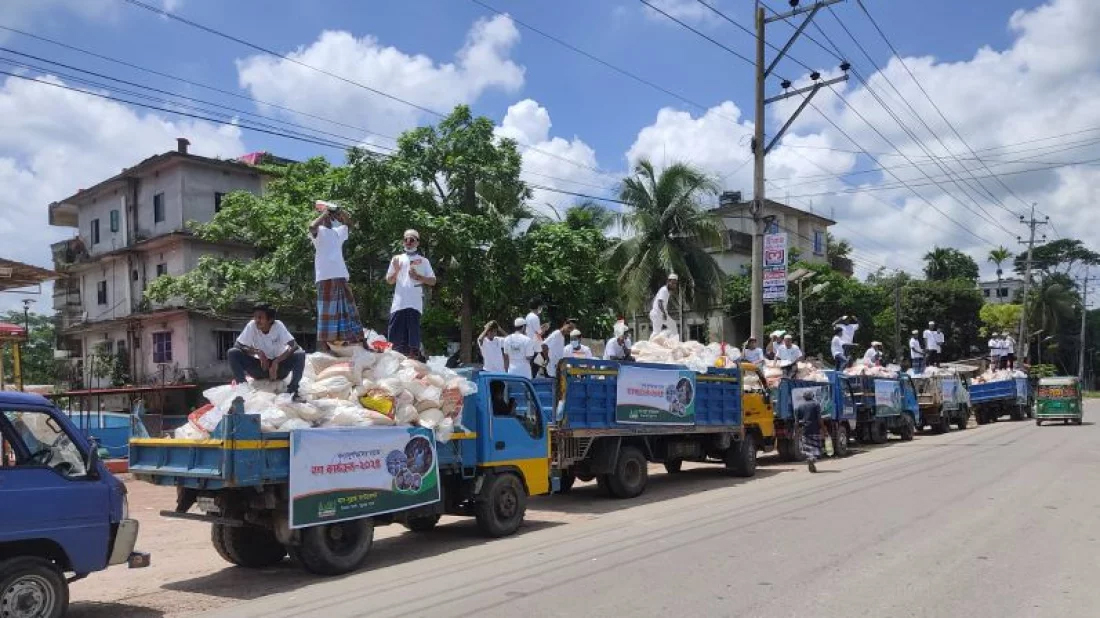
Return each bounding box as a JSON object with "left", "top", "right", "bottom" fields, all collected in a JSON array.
[
  {"left": 725, "top": 434, "right": 756, "bottom": 477},
  {"left": 1011, "top": 406, "right": 1024, "bottom": 421},
  {"left": 832, "top": 425, "right": 850, "bottom": 457},
  {"left": 663, "top": 460, "right": 683, "bottom": 474},
  {"left": 778, "top": 437, "right": 804, "bottom": 462},
  {"left": 870, "top": 421, "right": 888, "bottom": 444},
  {"left": 558, "top": 471, "right": 576, "bottom": 493},
  {"left": 1035, "top": 419, "right": 1042, "bottom": 426},
  {"left": 606, "top": 446, "right": 648, "bottom": 499},
  {"left": 900, "top": 415, "right": 915, "bottom": 441},
  {"left": 289, "top": 519, "right": 374, "bottom": 576},
  {"left": 475, "top": 473, "right": 528, "bottom": 537},
  {"left": 975, "top": 410, "right": 988, "bottom": 425},
  {"left": 211, "top": 524, "right": 287, "bottom": 568},
  {"left": 0, "top": 557, "right": 67, "bottom": 618},
  {"left": 956, "top": 411, "right": 968, "bottom": 431},
  {"left": 776, "top": 438, "right": 792, "bottom": 461},
  {"left": 403, "top": 515, "right": 441, "bottom": 532}
]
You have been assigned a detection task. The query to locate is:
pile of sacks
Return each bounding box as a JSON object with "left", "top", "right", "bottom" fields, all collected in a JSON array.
[
  {"left": 906, "top": 365, "right": 959, "bottom": 378},
  {"left": 173, "top": 348, "right": 476, "bottom": 442},
  {"left": 971, "top": 368, "right": 1028, "bottom": 384},
  {"left": 761, "top": 360, "right": 827, "bottom": 387},
  {"left": 629, "top": 331, "right": 741, "bottom": 374},
  {"left": 844, "top": 364, "right": 901, "bottom": 379}
]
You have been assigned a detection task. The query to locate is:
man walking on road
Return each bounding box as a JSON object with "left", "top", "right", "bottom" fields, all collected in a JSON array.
[
  {"left": 650, "top": 274, "right": 679, "bottom": 337},
  {"left": 795, "top": 390, "right": 823, "bottom": 473},
  {"left": 385, "top": 229, "right": 436, "bottom": 359}
]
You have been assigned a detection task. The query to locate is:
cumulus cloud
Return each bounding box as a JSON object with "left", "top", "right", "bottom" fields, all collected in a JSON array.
[
  {"left": 237, "top": 15, "right": 525, "bottom": 143},
  {"left": 0, "top": 74, "right": 245, "bottom": 312},
  {"left": 640, "top": 0, "right": 724, "bottom": 25}
]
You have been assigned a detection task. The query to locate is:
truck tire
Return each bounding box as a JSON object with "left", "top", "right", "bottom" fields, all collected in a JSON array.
[
  {"left": 777, "top": 438, "right": 792, "bottom": 461},
  {"left": 663, "top": 460, "right": 683, "bottom": 474},
  {"left": 1035, "top": 419, "right": 1042, "bottom": 426},
  {"left": 211, "top": 524, "right": 287, "bottom": 568},
  {"left": 0, "top": 557, "right": 67, "bottom": 618},
  {"left": 725, "top": 434, "right": 756, "bottom": 477},
  {"left": 975, "top": 409, "right": 988, "bottom": 425},
  {"left": 899, "top": 415, "right": 915, "bottom": 441},
  {"left": 606, "top": 446, "right": 648, "bottom": 499},
  {"left": 1010, "top": 406, "right": 1024, "bottom": 421},
  {"left": 558, "top": 471, "right": 577, "bottom": 493},
  {"left": 289, "top": 519, "right": 374, "bottom": 576},
  {"left": 935, "top": 414, "right": 951, "bottom": 434},
  {"left": 403, "top": 515, "right": 441, "bottom": 532},
  {"left": 870, "top": 421, "right": 888, "bottom": 444},
  {"left": 832, "top": 424, "right": 850, "bottom": 457},
  {"left": 956, "top": 410, "right": 968, "bottom": 431},
  {"left": 475, "top": 473, "right": 527, "bottom": 537}
]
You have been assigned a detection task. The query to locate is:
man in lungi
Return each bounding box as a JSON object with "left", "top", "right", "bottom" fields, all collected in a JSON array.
[
  {"left": 386, "top": 229, "right": 436, "bottom": 359},
  {"left": 310, "top": 201, "right": 364, "bottom": 351},
  {"left": 795, "top": 389, "right": 823, "bottom": 473}
]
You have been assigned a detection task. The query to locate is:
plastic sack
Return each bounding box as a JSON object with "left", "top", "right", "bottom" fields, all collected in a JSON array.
[
  {"left": 305, "top": 352, "right": 343, "bottom": 379},
  {"left": 253, "top": 407, "right": 289, "bottom": 432},
  {"left": 416, "top": 399, "right": 442, "bottom": 413},
  {"left": 377, "top": 378, "right": 403, "bottom": 395},
  {"left": 189, "top": 403, "right": 228, "bottom": 434},
  {"left": 454, "top": 378, "right": 478, "bottom": 397},
  {"left": 303, "top": 375, "right": 353, "bottom": 400},
  {"left": 418, "top": 408, "right": 445, "bottom": 429},
  {"left": 329, "top": 404, "right": 368, "bottom": 427},
  {"left": 440, "top": 386, "right": 464, "bottom": 418},
  {"left": 402, "top": 377, "right": 428, "bottom": 398},
  {"left": 243, "top": 391, "right": 277, "bottom": 414},
  {"left": 395, "top": 390, "right": 415, "bottom": 408},
  {"left": 395, "top": 404, "right": 419, "bottom": 424},
  {"left": 419, "top": 385, "right": 442, "bottom": 404},
  {"left": 203, "top": 385, "right": 239, "bottom": 410},
  {"left": 435, "top": 417, "right": 455, "bottom": 443},
  {"left": 372, "top": 351, "right": 404, "bottom": 380},
  {"left": 248, "top": 380, "right": 285, "bottom": 394},
  {"left": 360, "top": 388, "right": 396, "bottom": 419},
  {"left": 174, "top": 423, "right": 208, "bottom": 440},
  {"left": 425, "top": 373, "right": 446, "bottom": 388},
  {"left": 282, "top": 418, "right": 312, "bottom": 431},
  {"left": 351, "top": 347, "right": 380, "bottom": 380},
  {"left": 318, "top": 362, "right": 353, "bottom": 381}
]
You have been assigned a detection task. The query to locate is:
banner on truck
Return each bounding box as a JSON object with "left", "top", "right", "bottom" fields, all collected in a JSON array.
[
  {"left": 289, "top": 426, "right": 441, "bottom": 529},
  {"left": 616, "top": 365, "right": 696, "bottom": 425},
  {"left": 791, "top": 385, "right": 835, "bottom": 418},
  {"left": 873, "top": 380, "right": 902, "bottom": 416}
]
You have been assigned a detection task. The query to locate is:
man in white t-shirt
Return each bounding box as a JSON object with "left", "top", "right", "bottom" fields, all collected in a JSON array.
[
  {"left": 385, "top": 229, "right": 436, "bottom": 359},
  {"left": 309, "top": 202, "right": 364, "bottom": 351},
  {"left": 863, "top": 341, "right": 884, "bottom": 366},
  {"left": 542, "top": 318, "right": 575, "bottom": 378},
  {"left": 526, "top": 300, "right": 546, "bottom": 375},
  {"left": 1002, "top": 332, "right": 1017, "bottom": 369},
  {"left": 649, "top": 274, "right": 679, "bottom": 336},
  {"left": 742, "top": 337, "right": 765, "bottom": 366},
  {"left": 503, "top": 317, "right": 537, "bottom": 379},
  {"left": 988, "top": 333, "right": 1003, "bottom": 369},
  {"left": 923, "top": 321, "right": 944, "bottom": 366},
  {"left": 604, "top": 331, "right": 631, "bottom": 361},
  {"left": 227, "top": 304, "right": 305, "bottom": 400},
  {"left": 909, "top": 330, "right": 925, "bottom": 374},
  {"left": 830, "top": 326, "right": 847, "bottom": 368},
  {"left": 564, "top": 329, "right": 594, "bottom": 359},
  {"left": 478, "top": 320, "right": 507, "bottom": 373},
  {"left": 776, "top": 334, "right": 803, "bottom": 377},
  {"left": 832, "top": 315, "right": 860, "bottom": 366}
]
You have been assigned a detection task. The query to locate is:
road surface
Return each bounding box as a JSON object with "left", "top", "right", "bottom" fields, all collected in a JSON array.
[{"left": 72, "top": 404, "right": 1100, "bottom": 617}]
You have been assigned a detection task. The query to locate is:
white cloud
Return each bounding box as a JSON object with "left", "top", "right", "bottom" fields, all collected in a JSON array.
[
  {"left": 627, "top": 0, "right": 1100, "bottom": 279},
  {"left": 237, "top": 15, "right": 525, "bottom": 143},
  {"left": 641, "top": 0, "right": 723, "bottom": 25},
  {"left": 0, "top": 0, "right": 118, "bottom": 41},
  {"left": 161, "top": 0, "right": 184, "bottom": 12},
  {"left": 0, "top": 74, "right": 245, "bottom": 312},
  {"left": 495, "top": 99, "right": 613, "bottom": 219}
]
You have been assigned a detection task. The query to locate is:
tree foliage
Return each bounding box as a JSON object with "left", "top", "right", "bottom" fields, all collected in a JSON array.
[
  {"left": 825, "top": 232, "right": 853, "bottom": 272},
  {"left": 988, "top": 246, "right": 1013, "bottom": 277},
  {"left": 1014, "top": 239, "right": 1100, "bottom": 277},
  {"left": 979, "top": 303, "right": 1022, "bottom": 336},
  {"left": 923, "top": 247, "right": 979, "bottom": 282},
  {"left": 0, "top": 311, "right": 56, "bottom": 386}
]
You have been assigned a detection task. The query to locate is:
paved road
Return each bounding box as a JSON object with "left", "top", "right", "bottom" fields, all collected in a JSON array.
[{"left": 202, "top": 406, "right": 1100, "bottom": 618}]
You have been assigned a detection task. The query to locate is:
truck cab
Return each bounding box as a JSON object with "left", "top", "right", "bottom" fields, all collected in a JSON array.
[{"left": 0, "top": 392, "right": 147, "bottom": 618}]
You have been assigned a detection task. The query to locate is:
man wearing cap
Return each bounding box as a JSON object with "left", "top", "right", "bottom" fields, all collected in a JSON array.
[
  {"left": 832, "top": 315, "right": 860, "bottom": 366},
  {"left": 863, "top": 341, "right": 884, "bottom": 366},
  {"left": 909, "top": 330, "right": 925, "bottom": 374},
  {"left": 385, "top": 229, "right": 436, "bottom": 359},
  {"left": 564, "top": 329, "right": 594, "bottom": 359},
  {"left": 604, "top": 328, "right": 632, "bottom": 362},
  {"left": 923, "top": 321, "right": 944, "bottom": 366},
  {"left": 988, "top": 332, "right": 1004, "bottom": 370},
  {"left": 543, "top": 318, "right": 576, "bottom": 378},
  {"left": 776, "top": 334, "right": 803, "bottom": 378},
  {"left": 830, "top": 326, "right": 847, "bottom": 369},
  {"left": 502, "top": 317, "right": 537, "bottom": 379},
  {"left": 649, "top": 274, "right": 679, "bottom": 337},
  {"left": 309, "top": 201, "right": 364, "bottom": 351},
  {"left": 766, "top": 330, "right": 785, "bottom": 360},
  {"left": 1003, "top": 331, "right": 1017, "bottom": 369}
]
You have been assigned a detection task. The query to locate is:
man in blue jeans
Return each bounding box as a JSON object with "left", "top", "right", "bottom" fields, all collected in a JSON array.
[{"left": 227, "top": 304, "right": 306, "bottom": 400}]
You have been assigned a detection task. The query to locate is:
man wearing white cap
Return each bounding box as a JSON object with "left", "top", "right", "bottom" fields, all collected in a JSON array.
[
  {"left": 502, "top": 317, "right": 537, "bottom": 379},
  {"left": 909, "top": 329, "right": 925, "bottom": 374},
  {"left": 776, "top": 334, "right": 803, "bottom": 378},
  {"left": 564, "top": 329, "right": 594, "bottom": 359},
  {"left": 766, "top": 330, "right": 785, "bottom": 360},
  {"left": 385, "top": 229, "right": 436, "bottom": 358},
  {"left": 923, "top": 321, "right": 944, "bottom": 366},
  {"left": 1002, "top": 331, "right": 1017, "bottom": 369},
  {"left": 649, "top": 274, "right": 679, "bottom": 337},
  {"left": 863, "top": 341, "right": 884, "bottom": 366}
]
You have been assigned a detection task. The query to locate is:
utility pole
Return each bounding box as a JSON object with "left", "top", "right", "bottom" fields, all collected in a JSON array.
[
  {"left": 1079, "top": 268, "right": 1089, "bottom": 383},
  {"left": 1016, "top": 203, "right": 1048, "bottom": 367},
  {"left": 894, "top": 274, "right": 901, "bottom": 364},
  {"left": 750, "top": 0, "right": 848, "bottom": 342}
]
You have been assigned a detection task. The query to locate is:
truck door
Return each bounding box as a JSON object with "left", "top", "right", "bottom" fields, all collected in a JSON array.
[
  {"left": 481, "top": 377, "right": 550, "bottom": 496},
  {"left": 0, "top": 405, "right": 112, "bottom": 574}
]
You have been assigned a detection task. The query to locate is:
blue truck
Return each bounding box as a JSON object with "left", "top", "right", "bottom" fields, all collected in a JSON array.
[
  {"left": 539, "top": 359, "right": 754, "bottom": 496},
  {"left": 969, "top": 377, "right": 1032, "bottom": 424},
  {"left": 911, "top": 374, "right": 970, "bottom": 433},
  {"left": 842, "top": 374, "right": 920, "bottom": 443},
  {"left": 773, "top": 371, "right": 858, "bottom": 459},
  {"left": 0, "top": 392, "right": 148, "bottom": 618}
]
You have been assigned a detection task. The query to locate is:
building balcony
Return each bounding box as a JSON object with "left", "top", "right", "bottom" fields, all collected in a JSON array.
[{"left": 51, "top": 237, "right": 90, "bottom": 270}]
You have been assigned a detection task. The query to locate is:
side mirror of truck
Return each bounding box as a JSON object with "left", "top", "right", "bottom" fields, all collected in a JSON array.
[{"left": 85, "top": 438, "right": 103, "bottom": 478}]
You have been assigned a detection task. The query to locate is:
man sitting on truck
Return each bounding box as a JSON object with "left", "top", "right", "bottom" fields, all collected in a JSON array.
[{"left": 227, "top": 303, "right": 306, "bottom": 400}]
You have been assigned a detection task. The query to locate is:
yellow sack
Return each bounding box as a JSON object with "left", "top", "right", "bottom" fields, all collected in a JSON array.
[{"left": 359, "top": 388, "right": 396, "bottom": 419}]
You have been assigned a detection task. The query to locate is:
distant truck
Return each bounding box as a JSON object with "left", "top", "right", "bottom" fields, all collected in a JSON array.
[
  {"left": 774, "top": 371, "right": 858, "bottom": 459},
  {"left": 1, "top": 392, "right": 148, "bottom": 618},
  {"left": 969, "top": 377, "right": 1031, "bottom": 424},
  {"left": 912, "top": 373, "right": 970, "bottom": 433},
  {"left": 844, "top": 374, "right": 920, "bottom": 443}
]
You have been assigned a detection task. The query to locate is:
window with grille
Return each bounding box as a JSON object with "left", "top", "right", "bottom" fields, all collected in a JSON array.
[{"left": 153, "top": 332, "right": 172, "bottom": 363}]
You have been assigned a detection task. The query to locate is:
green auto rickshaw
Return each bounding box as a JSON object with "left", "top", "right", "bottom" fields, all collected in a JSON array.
[{"left": 1034, "top": 376, "right": 1083, "bottom": 426}]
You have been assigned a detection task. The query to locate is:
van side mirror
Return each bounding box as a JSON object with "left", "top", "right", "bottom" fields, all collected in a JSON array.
[{"left": 86, "top": 439, "right": 102, "bottom": 477}]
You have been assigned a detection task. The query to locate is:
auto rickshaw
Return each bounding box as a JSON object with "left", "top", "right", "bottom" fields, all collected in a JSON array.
[{"left": 1034, "top": 376, "right": 1083, "bottom": 426}]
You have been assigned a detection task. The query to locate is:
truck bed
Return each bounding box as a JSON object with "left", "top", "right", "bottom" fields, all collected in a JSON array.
[{"left": 968, "top": 380, "right": 1018, "bottom": 404}]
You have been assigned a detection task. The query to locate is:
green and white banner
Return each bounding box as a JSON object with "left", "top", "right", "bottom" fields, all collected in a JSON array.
[
  {"left": 874, "top": 379, "right": 903, "bottom": 417},
  {"left": 615, "top": 365, "right": 696, "bottom": 425},
  {"left": 289, "top": 426, "right": 440, "bottom": 529}
]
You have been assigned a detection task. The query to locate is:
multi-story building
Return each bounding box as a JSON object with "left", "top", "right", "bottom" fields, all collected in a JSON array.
[
  {"left": 48, "top": 140, "right": 313, "bottom": 391},
  {"left": 979, "top": 277, "right": 1025, "bottom": 305}
]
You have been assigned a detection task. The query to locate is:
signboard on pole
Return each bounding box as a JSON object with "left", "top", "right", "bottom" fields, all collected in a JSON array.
[
  {"left": 763, "top": 232, "right": 788, "bottom": 303},
  {"left": 289, "top": 426, "right": 441, "bottom": 529},
  {"left": 615, "top": 365, "right": 697, "bottom": 425}
]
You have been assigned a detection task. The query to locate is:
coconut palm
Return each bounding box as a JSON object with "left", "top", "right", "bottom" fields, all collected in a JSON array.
[
  {"left": 607, "top": 159, "right": 724, "bottom": 313},
  {"left": 988, "top": 246, "right": 1013, "bottom": 300}
]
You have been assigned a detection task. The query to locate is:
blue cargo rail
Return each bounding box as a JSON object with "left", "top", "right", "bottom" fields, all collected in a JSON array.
[{"left": 969, "top": 378, "right": 1031, "bottom": 424}]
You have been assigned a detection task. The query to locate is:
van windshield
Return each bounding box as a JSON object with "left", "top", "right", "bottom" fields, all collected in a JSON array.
[{"left": 2, "top": 410, "right": 88, "bottom": 478}]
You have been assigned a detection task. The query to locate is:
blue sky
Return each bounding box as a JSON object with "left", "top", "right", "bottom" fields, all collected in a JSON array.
[{"left": 1, "top": 0, "right": 1097, "bottom": 313}]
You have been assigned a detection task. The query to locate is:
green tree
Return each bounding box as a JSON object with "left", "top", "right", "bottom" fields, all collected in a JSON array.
[
  {"left": 825, "top": 232, "right": 853, "bottom": 272},
  {"left": 923, "top": 247, "right": 979, "bottom": 282},
  {"left": 0, "top": 311, "right": 56, "bottom": 386},
  {"left": 608, "top": 159, "right": 724, "bottom": 314},
  {"left": 979, "top": 303, "right": 1023, "bottom": 336},
  {"left": 564, "top": 200, "right": 615, "bottom": 232},
  {"left": 1014, "top": 239, "right": 1100, "bottom": 277},
  {"left": 897, "top": 279, "right": 984, "bottom": 360},
  {"left": 988, "top": 246, "right": 1013, "bottom": 280}
]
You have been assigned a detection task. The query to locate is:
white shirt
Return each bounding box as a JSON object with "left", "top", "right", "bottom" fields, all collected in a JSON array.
[
  {"left": 651, "top": 285, "right": 671, "bottom": 316},
  {"left": 544, "top": 329, "right": 565, "bottom": 377},
  {"left": 863, "top": 347, "right": 882, "bottom": 365},
  {"left": 831, "top": 335, "right": 845, "bottom": 358},
  {"left": 564, "top": 343, "right": 594, "bottom": 359},
  {"left": 237, "top": 319, "right": 295, "bottom": 359},
  {"left": 311, "top": 224, "right": 350, "bottom": 283},
  {"left": 525, "top": 312, "right": 542, "bottom": 341},
  {"left": 989, "top": 339, "right": 1004, "bottom": 357},
  {"left": 743, "top": 347, "right": 765, "bottom": 365},
  {"left": 604, "top": 337, "right": 629, "bottom": 360},
  {"left": 502, "top": 333, "right": 535, "bottom": 379},
  {"left": 386, "top": 252, "right": 435, "bottom": 314},
  {"left": 839, "top": 323, "right": 859, "bottom": 345},
  {"left": 479, "top": 336, "right": 505, "bottom": 372},
  {"left": 1004, "top": 337, "right": 1016, "bottom": 354},
  {"left": 909, "top": 337, "right": 924, "bottom": 359},
  {"left": 776, "top": 344, "right": 802, "bottom": 363},
  {"left": 923, "top": 329, "right": 942, "bottom": 352}
]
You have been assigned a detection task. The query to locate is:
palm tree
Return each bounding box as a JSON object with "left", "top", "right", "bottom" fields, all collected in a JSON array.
[
  {"left": 988, "top": 246, "right": 1013, "bottom": 300},
  {"left": 607, "top": 159, "right": 724, "bottom": 314},
  {"left": 565, "top": 200, "right": 615, "bottom": 231}
]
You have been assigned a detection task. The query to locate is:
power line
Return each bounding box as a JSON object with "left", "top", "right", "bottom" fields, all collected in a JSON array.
[{"left": 638, "top": 0, "right": 756, "bottom": 68}]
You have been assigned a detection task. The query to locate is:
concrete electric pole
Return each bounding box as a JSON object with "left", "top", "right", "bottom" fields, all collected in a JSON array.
[
  {"left": 750, "top": 0, "right": 848, "bottom": 342},
  {"left": 1016, "top": 203, "right": 1048, "bottom": 367}
]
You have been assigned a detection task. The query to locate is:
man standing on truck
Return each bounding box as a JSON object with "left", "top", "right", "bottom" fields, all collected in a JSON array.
[
  {"left": 650, "top": 274, "right": 679, "bottom": 336},
  {"left": 830, "top": 326, "right": 847, "bottom": 369},
  {"left": 988, "top": 332, "right": 1004, "bottom": 370},
  {"left": 385, "top": 229, "right": 436, "bottom": 359},
  {"left": 795, "top": 389, "right": 823, "bottom": 473},
  {"left": 542, "top": 318, "right": 575, "bottom": 378},
  {"left": 478, "top": 321, "right": 507, "bottom": 372},
  {"left": 923, "top": 321, "right": 945, "bottom": 366},
  {"left": 228, "top": 304, "right": 306, "bottom": 400},
  {"left": 1003, "top": 332, "right": 1017, "bottom": 369},
  {"left": 309, "top": 201, "right": 363, "bottom": 352},
  {"left": 503, "top": 317, "right": 537, "bottom": 379},
  {"left": 909, "top": 330, "right": 925, "bottom": 374},
  {"left": 832, "top": 315, "right": 860, "bottom": 366}
]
